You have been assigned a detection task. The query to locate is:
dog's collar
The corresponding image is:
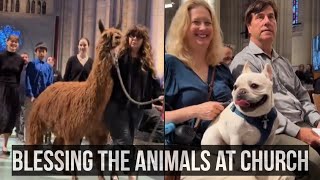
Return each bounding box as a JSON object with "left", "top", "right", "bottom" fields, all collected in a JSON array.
[{"left": 230, "top": 104, "right": 277, "bottom": 146}]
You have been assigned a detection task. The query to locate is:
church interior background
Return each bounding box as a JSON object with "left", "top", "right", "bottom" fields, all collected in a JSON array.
[{"left": 0, "top": 0, "right": 164, "bottom": 78}]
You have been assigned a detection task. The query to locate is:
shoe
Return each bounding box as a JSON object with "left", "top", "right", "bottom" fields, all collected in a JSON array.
[{"left": 1, "top": 149, "right": 10, "bottom": 156}]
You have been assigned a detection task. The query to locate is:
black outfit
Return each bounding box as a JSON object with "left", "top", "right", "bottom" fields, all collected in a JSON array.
[
  {"left": 304, "top": 71, "right": 314, "bottom": 84},
  {"left": 15, "top": 64, "right": 27, "bottom": 136},
  {"left": 63, "top": 55, "right": 93, "bottom": 81},
  {"left": 19, "top": 65, "right": 27, "bottom": 106},
  {"left": 139, "top": 107, "right": 164, "bottom": 143},
  {"left": 295, "top": 70, "right": 305, "bottom": 83},
  {"left": 0, "top": 51, "right": 24, "bottom": 134},
  {"left": 103, "top": 53, "right": 162, "bottom": 145},
  {"left": 314, "top": 78, "right": 320, "bottom": 94}
]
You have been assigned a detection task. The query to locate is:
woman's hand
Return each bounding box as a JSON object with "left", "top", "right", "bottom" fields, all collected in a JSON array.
[
  {"left": 153, "top": 104, "right": 163, "bottom": 112},
  {"left": 157, "top": 95, "right": 164, "bottom": 102},
  {"left": 195, "top": 101, "right": 224, "bottom": 121}
]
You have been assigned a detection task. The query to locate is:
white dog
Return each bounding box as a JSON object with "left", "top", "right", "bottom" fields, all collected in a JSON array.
[{"left": 202, "top": 62, "right": 278, "bottom": 146}]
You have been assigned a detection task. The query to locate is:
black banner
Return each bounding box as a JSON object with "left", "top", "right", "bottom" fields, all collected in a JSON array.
[{"left": 11, "top": 145, "right": 309, "bottom": 176}]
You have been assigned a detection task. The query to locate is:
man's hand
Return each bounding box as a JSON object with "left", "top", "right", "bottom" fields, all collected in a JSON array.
[
  {"left": 31, "top": 97, "right": 35, "bottom": 102},
  {"left": 296, "top": 128, "right": 320, "bottom": 148}
]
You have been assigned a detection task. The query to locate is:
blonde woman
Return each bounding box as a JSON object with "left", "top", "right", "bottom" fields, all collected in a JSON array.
[{"left": 165, "top": 0, "right": 234, "bottom": 146}]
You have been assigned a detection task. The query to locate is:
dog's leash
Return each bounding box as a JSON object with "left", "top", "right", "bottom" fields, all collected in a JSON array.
[
  {"left": 112, "top": 55, "right": 163, "bottom": 106},
  {"left": 193, "top": 67, "right": 216, "bottom": 130}
]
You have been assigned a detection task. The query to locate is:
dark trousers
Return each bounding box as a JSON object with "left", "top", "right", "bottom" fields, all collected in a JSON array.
[
  {"left": 15, "top": 106, "right": 25, "bottom": 136},
  {"left": 104, "top": 101, "right": 144, "bottom": 145},
  {"left": 139, "top": 107, "right": 164, "bottom": 143}
]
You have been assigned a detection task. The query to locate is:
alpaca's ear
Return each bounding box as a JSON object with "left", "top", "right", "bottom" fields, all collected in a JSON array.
[
  {"left": 115, "top": 22, "right": 121, "bottom": 30},
  {"left": 98, "top": 20, "right": 105, "bottom": 33}
]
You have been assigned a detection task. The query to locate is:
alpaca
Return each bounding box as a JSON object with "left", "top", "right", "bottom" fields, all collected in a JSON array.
[{"left": 26, "top": 23, "right": 122, "bottom": 180}]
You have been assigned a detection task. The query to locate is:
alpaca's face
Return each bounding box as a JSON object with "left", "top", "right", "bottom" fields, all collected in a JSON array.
[{"left": 100, "top": 28, "right": 122, "bottom": 51}]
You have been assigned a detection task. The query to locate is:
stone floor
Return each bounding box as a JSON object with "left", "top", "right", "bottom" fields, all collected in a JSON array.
[{"left": 0, "top": 131, "right": 163, "bottom": 180}]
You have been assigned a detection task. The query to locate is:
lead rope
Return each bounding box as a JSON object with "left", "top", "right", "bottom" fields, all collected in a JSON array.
[
  {"left": 113, "top": 55, "right": 163, "bottom": 143},
  {"left": 113, "top": 55, "right": 163, "bottom": 106}
]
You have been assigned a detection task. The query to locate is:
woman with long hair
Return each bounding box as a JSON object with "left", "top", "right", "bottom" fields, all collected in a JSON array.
[
  {"left": 165, "top": 0, "right": 233, "bottom": 146},
  {"left": 103, "top": 25, "right": 163, "bottom": 180}
]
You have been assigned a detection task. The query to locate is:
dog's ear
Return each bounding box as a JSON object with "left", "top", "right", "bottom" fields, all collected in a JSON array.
[
  {"left": 242, "top": 61, "right": 252, "bottom": 73},
  {"left": 98, "top": 20, "right": 105, "bottom": 33},
  {"left": 262, "top": 63, "right": 273, "bottom": 81}
]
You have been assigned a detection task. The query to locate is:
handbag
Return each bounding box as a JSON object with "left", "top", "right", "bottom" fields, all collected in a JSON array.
[{"left": 173, "top": 67, "right": 216, "bottom": 145}]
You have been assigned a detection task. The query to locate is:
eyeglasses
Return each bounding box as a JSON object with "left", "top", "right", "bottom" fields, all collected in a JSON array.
[{"left": 129, "top": 34, "right": 143, "bottom": 39}]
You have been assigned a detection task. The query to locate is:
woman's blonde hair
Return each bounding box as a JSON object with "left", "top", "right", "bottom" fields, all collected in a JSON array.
[
  {"left": 118, "top": 24, "right": 157, "bottom": 78},
  {"left": 165, "top": 0, "right": 223, "bottom": 67}
]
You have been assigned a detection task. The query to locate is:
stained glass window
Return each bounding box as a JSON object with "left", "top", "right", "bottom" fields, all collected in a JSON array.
[
  {"left": 293, "top": 0, "right": 299, "bottom": 25},
  {"left": 0, "top": 25, "right": 23, "bottom": 52}
]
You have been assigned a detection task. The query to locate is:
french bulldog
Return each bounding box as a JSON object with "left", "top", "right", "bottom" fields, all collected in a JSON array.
[{"left": 201, "top": 62, "right": 279, "bottom": 146}]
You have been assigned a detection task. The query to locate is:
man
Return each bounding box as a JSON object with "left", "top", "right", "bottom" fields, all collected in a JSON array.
[
  {"left": 25, "top": 42, "right": 53, "bottom": 142},
  {"left": 222, "top": 44, "right": 234, "bottom": 66},
  {"left": 15, "top": 52, "right": 29, "bottom": 141},
  {"left": 229, "top": 0, "right": 320, "bottom": 177},
  {"left": 47, "top": 56, "right": 62, "bottom": 83}
]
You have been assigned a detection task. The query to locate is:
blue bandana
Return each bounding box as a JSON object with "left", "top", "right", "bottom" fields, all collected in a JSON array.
[{"left": 230, "top": 104, "right": 277, "bottom": 146}]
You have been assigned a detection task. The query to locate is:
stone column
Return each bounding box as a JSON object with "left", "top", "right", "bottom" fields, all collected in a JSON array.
[
  {"left": 274, "top": 0, "right": 292, "bottom": 61},
  {"left": 211, "top": 0, "right": 220, "bottom": 23},
  {"left": 95, "top": 0, "right": 107, "bottom": 47},
  {"left": 220, "top": 0, "right": 243, "bottom": 53},
  {"left": 59, "top": 0, "right": 74, "bottom": 75},
  {"left": 124, "top": 0, "right": 136, "bottom": 31},
  {"left": 150, "top": 0, "right": 164, "bottom": 78},
  {"left": 82, "top": 0, "right": 97, "bottom": 59},
  {"left": 70, "top": 0, "right": 81, "bottom": 55},
  {"left": 311, "top": 0, "right": 320, "bottom": 37}
]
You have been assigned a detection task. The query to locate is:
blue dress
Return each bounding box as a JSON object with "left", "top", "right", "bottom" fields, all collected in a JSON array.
[{"left": 165, "top": 54, "right": 234, "bottom": 145}]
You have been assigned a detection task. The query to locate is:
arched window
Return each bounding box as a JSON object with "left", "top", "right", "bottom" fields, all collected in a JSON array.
[
  {"left": 0, "top": 0, "right": 3, "bottom": 11},
  {"left": 41, "top": 1, "right": 46, "bottom": 14},
  {"left": 36, "top": 0, "right": 40, "bottom": 14},
  {"left": 15, "top": 0, "right": 19, "bottom": 12},
  {"left": 31, "top": 0, "right": 35, "bottom": 13},
  {"left": 5, "top": 0, "right": 8, "bottom": 11},
  {"left": 10, "top": 0, "right": 14, "bottom": 12},
  {"left": 26, "top": 0, "right": 30, "bottom": 13}
]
